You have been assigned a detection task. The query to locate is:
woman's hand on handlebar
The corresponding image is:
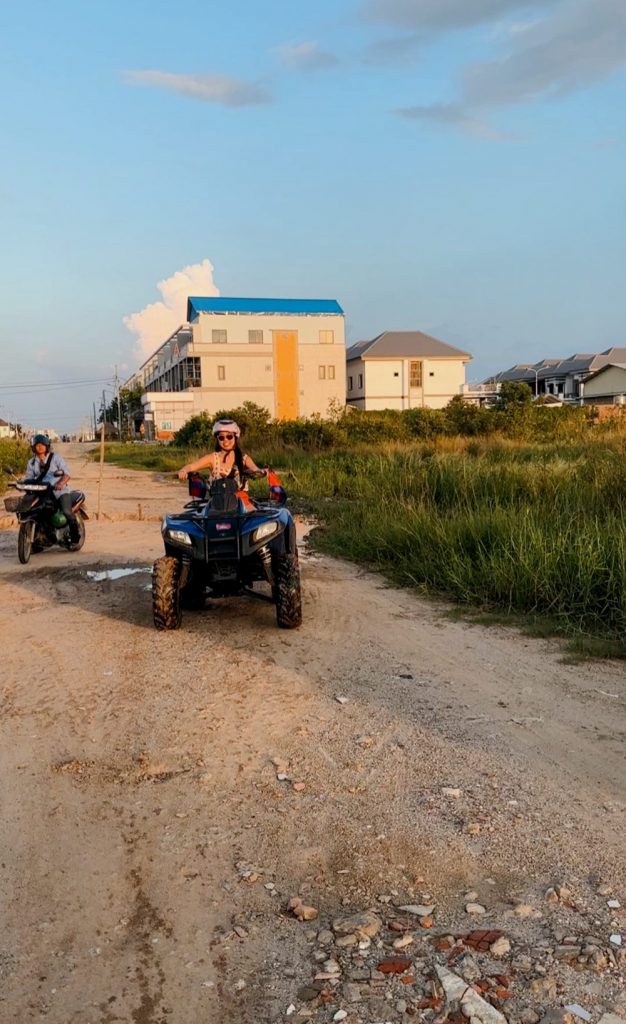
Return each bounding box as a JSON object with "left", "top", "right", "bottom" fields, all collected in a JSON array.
[{"left": 177, "top": 468, "right": 189, "bottom": 481}]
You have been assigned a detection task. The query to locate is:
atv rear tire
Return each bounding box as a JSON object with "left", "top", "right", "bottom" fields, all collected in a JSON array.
[
  {"left": 18, "top": 521, "right": 34, "bottom": 564},
  {"left": 274, "top": 552, "right": 302, "bottom": 629},
  {"left": 153, "top": 556, "right": 182, "bottom": 630}
]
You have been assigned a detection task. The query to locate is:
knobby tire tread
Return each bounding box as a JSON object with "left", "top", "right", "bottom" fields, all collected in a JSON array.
[
  {"left": 275, "top": 552, "right": 302, "bottom": 629},
  {"left": 153, "top": 556, "right": 182, "bottom": 630}
]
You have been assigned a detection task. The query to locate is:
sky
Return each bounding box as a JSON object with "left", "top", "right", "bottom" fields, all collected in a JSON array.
[{"left": 1, "top": 0, "right": 625, "bottom": 432}]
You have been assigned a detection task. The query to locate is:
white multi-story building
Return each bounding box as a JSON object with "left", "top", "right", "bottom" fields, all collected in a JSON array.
[{"left": 139, "top": 296, "right": 346, "bottom": 439}]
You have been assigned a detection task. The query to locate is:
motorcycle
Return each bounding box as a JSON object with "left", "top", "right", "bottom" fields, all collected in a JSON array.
[
  {"left": 152, "top": 469, "right": 302, "bottom": 630},
  {"left": 3, "top": 467, "right": 88, "bottom": 564}
]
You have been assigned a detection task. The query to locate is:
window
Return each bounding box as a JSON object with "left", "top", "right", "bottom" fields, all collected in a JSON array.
[
  {"left": 358, "top": 373, "right": 363, "bottom": 389},
  {"left": 328, "top": 365, "right": 335, "bottom": 380},
  {"left": 319, "top": 330, "right": 334, "bottom": 344},
  {"left": 248, "top": 330, "right": 263, "bottom": 344},
  {"left": 318, "top": 365, "right": 326, "bottom": 379},
  {"left": 348, "top": 376, "right": 353, "bottom": 391},
  {"left": 212, "top": 329, "right": 227, "bottom": 344},
  {"left": 217, "top": 365, "right": 226, "bottom": 380},
  {"left": 409, "top": 361, "right": 423, "bottom": 388}
]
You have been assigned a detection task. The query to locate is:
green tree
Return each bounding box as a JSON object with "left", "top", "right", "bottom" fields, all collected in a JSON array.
[
  {"left": 104, "top": 383, "right": 145, "bottom": 437},
  {"left": 494, "top": 381, "right": 533, "bottom": 412}
]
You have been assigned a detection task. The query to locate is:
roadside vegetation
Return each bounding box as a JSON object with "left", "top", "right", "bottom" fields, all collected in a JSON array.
[
  {"left": 95, "top": 394, "right": 626, "bottom": 655},
  {"left": 0, "top": 439, "right": 30, "bottom": 493}
]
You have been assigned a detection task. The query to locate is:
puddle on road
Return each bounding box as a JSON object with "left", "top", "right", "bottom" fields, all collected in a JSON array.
[{"left": 85, "top": 567, "right": 151, "bottom": 582}]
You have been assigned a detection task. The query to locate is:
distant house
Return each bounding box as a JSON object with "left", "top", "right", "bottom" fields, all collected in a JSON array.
[
  {"left": 580, "top": 363, "right": 626, "bottom": 406},
  {"left": 346, "top": 331, "right": 472, "bottom": 411},
  {"left": 0, "top": 418, "right": 13, "bottom": 439},
  {"left": 485, "top": 348, "right": 626, "bottom": 401}
]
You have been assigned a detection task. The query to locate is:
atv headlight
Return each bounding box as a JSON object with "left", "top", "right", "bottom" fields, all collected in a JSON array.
[
  {"left": 166, "top": 529, "right": 193, "bottom": 546},
  {"left": 252, "top": 521, "right": 278, "bottom": 543}
]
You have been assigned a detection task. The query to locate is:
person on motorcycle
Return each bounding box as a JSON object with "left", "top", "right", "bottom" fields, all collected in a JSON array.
[
  {"left": 177, "top": 419, "right": 267, "bottom": 488},
  {"left": 25, "top": 435, "right": 81, "bottom": 544}
]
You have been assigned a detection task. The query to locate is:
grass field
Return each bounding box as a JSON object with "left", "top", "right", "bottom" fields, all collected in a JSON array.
[{"left": 97, "top": 438, "right": 626, "bottom": 655}]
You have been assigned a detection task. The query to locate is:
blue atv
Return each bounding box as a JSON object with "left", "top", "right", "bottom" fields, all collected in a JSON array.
[{"left": 152, "top": 471, "right": 302, "bottom": 630}]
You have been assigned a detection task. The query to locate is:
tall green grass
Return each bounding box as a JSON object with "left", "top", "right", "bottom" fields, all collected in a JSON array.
[
  {"left": 99, "top": 439, "right": 626, "bottom": 649},
  {"left": 283, "top": 445, "right": 626, "bottom": 645}
]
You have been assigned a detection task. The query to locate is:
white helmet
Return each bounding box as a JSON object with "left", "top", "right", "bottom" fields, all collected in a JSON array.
[{"left": 212, "top": 418, "right": 241, "bottom": 438}]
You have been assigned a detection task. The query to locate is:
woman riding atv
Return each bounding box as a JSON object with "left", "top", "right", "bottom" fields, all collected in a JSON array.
[{"left": 177, "top": 419, "right": 267, "bottom": 489}]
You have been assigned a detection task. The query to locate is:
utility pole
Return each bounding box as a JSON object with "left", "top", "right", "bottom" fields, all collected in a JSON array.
[
  {"left": 97, "top": 389, "right": 106, "bottom": 519},
  {"left": 114, "top": 365, "right": 121, "bottom": 439}
]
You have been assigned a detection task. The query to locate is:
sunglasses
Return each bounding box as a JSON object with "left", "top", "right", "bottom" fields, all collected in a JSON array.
[{"left": 217, "top": 433, "right": 235, "bottom": 441}]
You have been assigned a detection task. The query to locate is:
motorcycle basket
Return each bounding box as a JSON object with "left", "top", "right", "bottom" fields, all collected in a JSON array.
[{"left": 3, "top": 496, "right": 20, "bottom": 513}]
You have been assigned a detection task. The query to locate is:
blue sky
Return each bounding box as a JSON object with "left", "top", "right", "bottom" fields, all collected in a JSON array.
[{"left": 1, "top": 0, "right": 625, "bottom": 431}]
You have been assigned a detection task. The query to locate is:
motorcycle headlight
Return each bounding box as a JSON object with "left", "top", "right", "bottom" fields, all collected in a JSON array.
[
  {"left": 166, "top": 529, "right": 193, "bottom": 546},
  {"left": 252, "top": 521, "right": 278, "bottom": 544}
]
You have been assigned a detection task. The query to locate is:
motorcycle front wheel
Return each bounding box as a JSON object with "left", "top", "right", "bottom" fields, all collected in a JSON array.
[{"left": 18, "top": 521, "right": 35, "bottom": 564}]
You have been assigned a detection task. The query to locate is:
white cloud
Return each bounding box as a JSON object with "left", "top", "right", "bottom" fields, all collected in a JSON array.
[
  {"left": 124, "top": 259, "right": 220, "bottom": 362},
  {"left": 123, "top": 70, "right": 271, "bottom": 107},
  {"left": 275, "top": 41, "right": 339, "bottom": 70},
  {"left": 464, "top": 0, "right": 626, "bottom": 107},
  {"left": 392, "top": 0, "right": 626, "bottom": 132},
  {"left": 361, "top": 0, "right": 557, "bottom": 32}
]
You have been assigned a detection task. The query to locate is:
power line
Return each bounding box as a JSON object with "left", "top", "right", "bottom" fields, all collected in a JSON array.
[
  {"left": 0, "top": 376, "right": 114, "bottom": 390},
  {"left": 0, "top": 382, "right": 115, "bottom": 398}
]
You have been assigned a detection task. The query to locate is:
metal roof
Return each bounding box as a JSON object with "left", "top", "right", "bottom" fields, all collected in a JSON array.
[
  {"left": 187, "top": 296, "right": 344, "bottom": 320},
  {"left": 347, "top": 330, "right": 471, "bottom": 362},
  {"left": 485, "top": 347, "right": 626, "bottom": 386}
]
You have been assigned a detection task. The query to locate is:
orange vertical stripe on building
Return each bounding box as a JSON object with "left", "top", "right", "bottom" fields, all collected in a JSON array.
[{"left": 273, "top": 331, "right": 299, "bottom": 420}]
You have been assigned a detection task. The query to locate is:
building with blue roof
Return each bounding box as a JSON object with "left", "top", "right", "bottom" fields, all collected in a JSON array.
[{"left": 139, "top": 295, "right": 345, "bottom": 438}]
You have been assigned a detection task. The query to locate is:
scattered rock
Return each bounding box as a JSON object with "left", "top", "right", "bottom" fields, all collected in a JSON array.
[
  {"left": 435, "top": 965, "right": 507, "bottom": 1024},
  {"left": 530, "top": 977, "right": 558, "bottom": 1000},
  {"left": 297, "top": 986, "right": 319, "bottom": 1002},
  {"left": 377, "top": 956, "right": 413, "bottom": 975},
  {"left": 288, "top": 898, "right": 318, "bottom": 921},
  {"left": 539, "top": 1011, "right": 573, "bottom": 1024},
  {"left": 398, "top": 904, "right": 435, "bottom": 918},
  {"left": 489, "top": 936, "right": 511, "bottom": 956},
  {"left": 564, "top": 1005, "right": 592, "bottom": 1021},
  {"left": 441, "top": 787, "right": 462, "bottom": 798},
  {"left": 466, "top": 903, "right": 487, "bottom": 915},
  {"left": 332, "top": 911, "right": 382, "bottom": 938}
]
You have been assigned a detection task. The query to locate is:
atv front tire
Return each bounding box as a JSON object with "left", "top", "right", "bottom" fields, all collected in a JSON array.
[
  {"left": 153, "top": 556, "right": 182, "bottom": 630},
  {"left": 274, "top": 552, "right": 302, "bottom": 629}
]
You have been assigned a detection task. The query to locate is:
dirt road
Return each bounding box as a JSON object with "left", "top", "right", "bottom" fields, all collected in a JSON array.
[{"left": 1, "top": 446, "right": 624, "bottom": 1024}]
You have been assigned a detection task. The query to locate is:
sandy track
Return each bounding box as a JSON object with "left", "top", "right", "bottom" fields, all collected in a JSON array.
[{"left": 0, "top": 446, "right": 624, "bottom": 1023}]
